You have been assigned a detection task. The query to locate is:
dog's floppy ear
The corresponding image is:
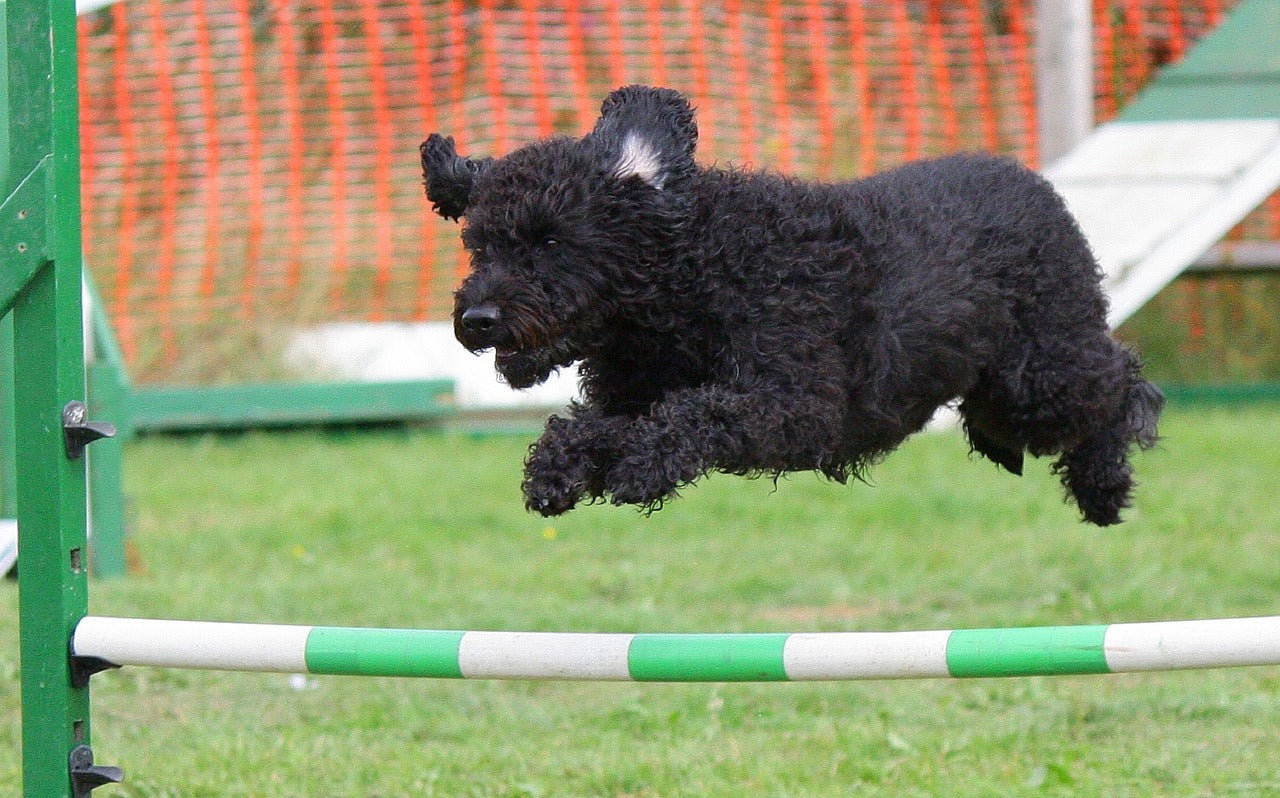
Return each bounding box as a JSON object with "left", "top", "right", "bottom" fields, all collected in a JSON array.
[
  {"left": 591, "top": 85, "right": 697, "bottom": 190},
  {"left": 420, "top": 134, "right": 492, "bottom": 221}
]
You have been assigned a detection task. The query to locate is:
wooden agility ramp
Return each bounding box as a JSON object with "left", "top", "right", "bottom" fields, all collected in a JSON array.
[{"left": 1043, "top": 0, "right": 1280, "bottom": 327}]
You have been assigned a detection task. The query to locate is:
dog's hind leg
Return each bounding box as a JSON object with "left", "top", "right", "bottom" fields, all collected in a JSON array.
[
  {"left": 962, "top": 338, "right": 1162, "bottom": 525},
  {"left": 1052, "top": 348, "right": 1163, "bottom": 525}
]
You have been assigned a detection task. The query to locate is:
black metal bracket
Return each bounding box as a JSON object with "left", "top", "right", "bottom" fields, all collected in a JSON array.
[
  {"left": 62, "top": 400, "right": 116, "bottom": 460},
  {"left": 69, "top": 745, "right": 123, "bottom": 798},
  {"left": 69, "top": 654, "right": 121, "bottom": 689}
]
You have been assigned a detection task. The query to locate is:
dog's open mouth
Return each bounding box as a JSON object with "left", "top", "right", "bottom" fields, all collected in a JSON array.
[
  {"left": 491, "top": 339, "right": 578, "bottom": 389},
  {"left": 493, "top": 345, "right": 539, "bottom": 370}
]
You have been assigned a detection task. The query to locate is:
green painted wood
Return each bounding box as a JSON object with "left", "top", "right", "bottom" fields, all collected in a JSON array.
[
  {"left": 946, "top": 625, "right": 1110, "bottom": 678},
  {"left": 11, "top": 0, "right": 95, "bottom": 791},
  {"left": 306, "top": 628, "right": 466, "bottom": 678},
  {"left": 1120, "top": 0, "right": 1280, "bottom": 122},
  {"left": 1, "top": 312, "right": 15, "bottom": 519},
  {"left": 1144, "top": 2, "right": 1280, "bottom": 77},
  {"left": 1122, "top": 84, "right": 1280, "bottom": 122},
  {"left": 0, "top": 0, "right": 6, "bottom": 194},
  {"left": 628, "top": 634, "right": 791, "bottom": 682},
  {"left": 0, "top": 0, "right": 7, "bottom": 518},
  {"left": 15, "top": 266, "right": 92, "bottom": 798},
  {"left": 1159, "top": 382, "right": 1280, "bottom": 404},
  {"left": 129, "top": 379, "right": 454, "bottom": 432},
  {"left": 0, "top": 159, "right": 50, "bottom": 316}
]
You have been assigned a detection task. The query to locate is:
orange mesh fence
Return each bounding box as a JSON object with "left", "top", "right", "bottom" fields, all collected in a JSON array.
[{"left": 76, "top": 0, "right": 1269, "bottom": 382}]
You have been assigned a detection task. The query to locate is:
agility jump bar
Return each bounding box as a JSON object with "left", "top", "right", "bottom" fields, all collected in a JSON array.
[{"left": 71, "top": 615, "right": 1280, "bottom": 682}]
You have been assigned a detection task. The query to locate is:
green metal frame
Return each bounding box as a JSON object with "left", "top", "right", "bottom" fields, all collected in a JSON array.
[{"left": 4, "top": 0, "right": 98, "bottom": 795}]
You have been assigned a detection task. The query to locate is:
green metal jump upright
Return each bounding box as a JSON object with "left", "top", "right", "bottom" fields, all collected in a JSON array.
[{"left": 3, "top": 0, "right": 117, "bottom": 793}]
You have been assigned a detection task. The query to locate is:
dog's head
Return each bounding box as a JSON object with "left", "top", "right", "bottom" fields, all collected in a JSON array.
[{"left": 421, "top": 85, "right": 698, "bottom": 389}]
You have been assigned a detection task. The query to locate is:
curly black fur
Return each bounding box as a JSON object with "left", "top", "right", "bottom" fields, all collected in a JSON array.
[
  {"left": 420, "top": 135, "right": 493, "bottom": 221},
  {"left": 422, "top": 85, "right": 1164, "bottom": 525}
]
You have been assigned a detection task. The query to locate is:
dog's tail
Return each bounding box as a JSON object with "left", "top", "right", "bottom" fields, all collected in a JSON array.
[{"left": 1054, "top": 345, "right": 1164, "bottom": 526}]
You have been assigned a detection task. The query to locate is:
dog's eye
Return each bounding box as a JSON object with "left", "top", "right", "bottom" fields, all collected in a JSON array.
[{"left": 541, "top": 236, "right": 559, "bottom": 247}]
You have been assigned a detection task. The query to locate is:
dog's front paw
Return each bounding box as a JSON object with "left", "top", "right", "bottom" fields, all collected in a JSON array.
[
  {"left": 522, "top": 422, "right": 599, "bottom": 516},
  {"left": 522, "top": 469, "right": 586, "bottom": 517}
]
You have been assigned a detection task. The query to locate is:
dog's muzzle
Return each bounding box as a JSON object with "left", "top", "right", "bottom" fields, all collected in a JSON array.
[{"left": 453, "top": 296, "right": 578, "bottom": 388}]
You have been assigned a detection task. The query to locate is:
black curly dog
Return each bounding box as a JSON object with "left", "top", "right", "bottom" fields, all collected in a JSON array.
[{"left": 421, "top": 85, "right": 1163, "bottom": 525}]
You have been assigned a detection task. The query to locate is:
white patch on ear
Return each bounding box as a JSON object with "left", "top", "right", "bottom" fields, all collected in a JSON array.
[{"left": 613, "top": 132, "right": 665, "bottom": 189}]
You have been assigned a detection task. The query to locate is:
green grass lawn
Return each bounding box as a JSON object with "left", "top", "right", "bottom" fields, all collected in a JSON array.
[{"left": 5, "top": 404, "right": 1280, "bottom": 796}]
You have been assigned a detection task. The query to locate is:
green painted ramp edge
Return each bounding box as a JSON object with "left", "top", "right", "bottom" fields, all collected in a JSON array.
[
  {"left": 1159, "top": 382, "right": 1280, "bottom": 404},
  {"left": 1120, "top": 0, "right": 1280, "bottom": 122},
  {"left": 131, "top": 379, "right": 455, "bottom": 432}
]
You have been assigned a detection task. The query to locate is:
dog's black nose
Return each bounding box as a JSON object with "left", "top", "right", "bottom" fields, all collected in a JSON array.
[{"left": 460, "top": 305, "right": 501, "bottom": 335}]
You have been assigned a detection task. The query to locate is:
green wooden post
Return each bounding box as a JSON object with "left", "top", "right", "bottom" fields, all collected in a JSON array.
[
  {"left": 1, "top": 313, "right": 16, "bottom": 521},
  {"left": 4, "top": 0, "right": 109, "bottom": 794},
  {"left": 14, "top": 259, "right": 91, "bottom": 798},
  {"left": 0, "top": 0, "right": 12, "bottom": 523}
]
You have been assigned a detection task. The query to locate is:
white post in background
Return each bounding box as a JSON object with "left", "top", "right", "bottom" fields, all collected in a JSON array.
[{"left": 1036, "top": 0, "right": 1094, "bottom": 166}]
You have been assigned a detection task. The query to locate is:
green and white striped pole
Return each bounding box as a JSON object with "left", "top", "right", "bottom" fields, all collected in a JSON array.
[{"left": 73, "top": 615, "right": 1280, "bottom": 682}]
